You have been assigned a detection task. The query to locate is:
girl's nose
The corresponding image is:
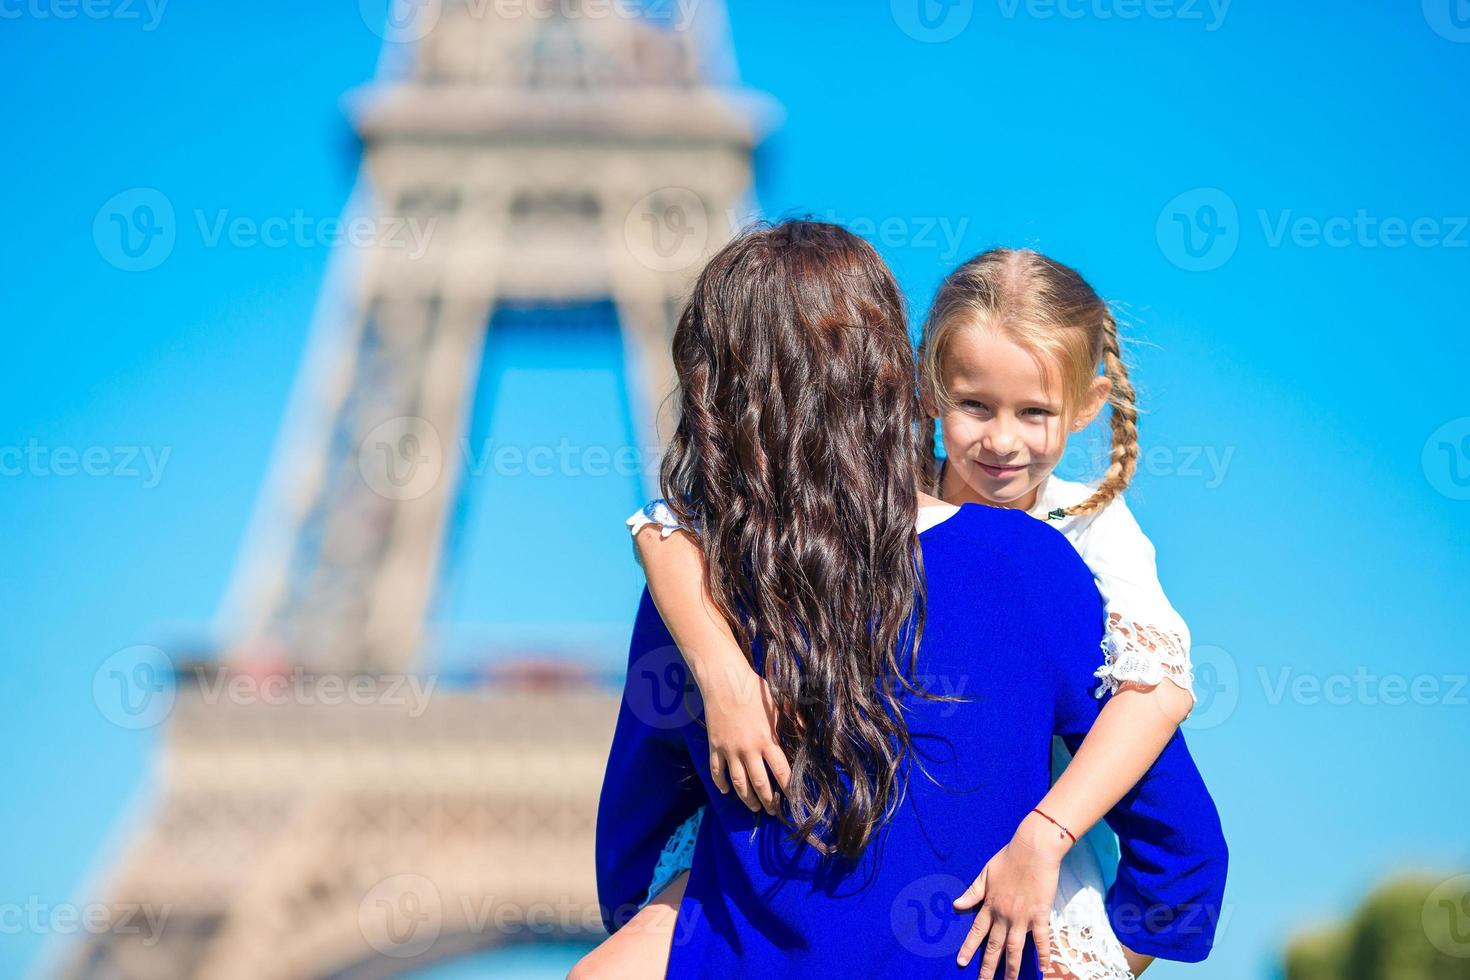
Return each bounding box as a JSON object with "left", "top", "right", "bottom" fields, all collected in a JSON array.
[{"left": 981, "top": 421, "right": 1020, "bottom": 457}]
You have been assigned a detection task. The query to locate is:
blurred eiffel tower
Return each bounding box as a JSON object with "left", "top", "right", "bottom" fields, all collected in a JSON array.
[{"left": 64, "top": 2, "right": 773, "bottom": 977}]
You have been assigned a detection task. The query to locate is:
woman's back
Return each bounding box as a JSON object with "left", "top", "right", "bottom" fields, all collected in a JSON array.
[{"left": 598, "top": 502, "right": 1226, "bottom": 977}]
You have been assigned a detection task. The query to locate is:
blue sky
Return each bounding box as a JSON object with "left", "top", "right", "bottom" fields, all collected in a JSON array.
[{"left": 2, "top": 2, "right": 1468, "bottom": 977}]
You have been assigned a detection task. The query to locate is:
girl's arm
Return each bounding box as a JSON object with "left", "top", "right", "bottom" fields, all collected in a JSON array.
[
  {"left": 955, "top": 497, "right": 1196, "bottom": 977},
  {"left": 956, "top": 685, "right": 1185, "bottom": 976},
  {"left": 628, "top": 506, "right": 791, "bottom": 815}
]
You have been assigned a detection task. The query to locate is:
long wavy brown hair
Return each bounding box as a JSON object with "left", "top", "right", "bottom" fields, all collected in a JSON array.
[{"left": 661, "top": 220, "right": 934, "bottom": 859}]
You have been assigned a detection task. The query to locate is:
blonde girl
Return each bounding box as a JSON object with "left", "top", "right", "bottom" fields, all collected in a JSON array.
[{"left": 604, "top": 247, "right": 1197, "bottom": 980}]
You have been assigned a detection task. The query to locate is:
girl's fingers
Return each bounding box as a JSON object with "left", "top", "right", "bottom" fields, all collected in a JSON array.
[
  {"left": 1033, "top": 913, "right": 1054, "bottom": 975},
  {"left": 727, "top": 757, "right": 758, "bottom": 812},
  {"left": 709, "top": 753, "right": 730, "bottom": 795},
  {"left": 956, "top": 905, "right": 992, "bottom": 967},
  {"left": 978, "top": 917, "right": 1008, "bottom": 980},
  {"left": 743, "top": 751, "right": 777, "bottom": 814},
  {"left": 1002, "top": 923, "right": 1027, "bottom": 980},
  {"left": 763, "top": 744, "right": 793, "bottom": 792},
  {"left": 953, "top": 868, "right": 987, "bottom": 911}
]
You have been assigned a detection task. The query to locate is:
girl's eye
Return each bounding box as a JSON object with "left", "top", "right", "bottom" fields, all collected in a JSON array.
[
  {"left": 960, "top": 400, "right": 991, "bottom": 415},
  {"left": 1022, "top": 408, "right": 1054, "bottom": 418}
]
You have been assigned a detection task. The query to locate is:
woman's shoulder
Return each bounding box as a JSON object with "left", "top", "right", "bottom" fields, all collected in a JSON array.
[
  {"left": 934, "top": 504, "right": 1104, "bottom": 626},
  {"left": 932, "top": 501, "right": 1089, "bottom": 579}
]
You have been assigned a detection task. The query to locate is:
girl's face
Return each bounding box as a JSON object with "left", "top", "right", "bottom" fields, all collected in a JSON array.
[{"left": 934, "top": 325, "right": 1107, "bottom": 512}]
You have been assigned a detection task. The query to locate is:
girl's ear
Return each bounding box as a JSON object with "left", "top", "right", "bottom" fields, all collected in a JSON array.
[{"left": 1073, "top": 375, "right": 1113, "bottom": 430}]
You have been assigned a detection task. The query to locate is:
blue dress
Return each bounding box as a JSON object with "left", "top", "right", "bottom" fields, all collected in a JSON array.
[{"left": 597, "top": 503, "right": 1228, "bottom": 978}]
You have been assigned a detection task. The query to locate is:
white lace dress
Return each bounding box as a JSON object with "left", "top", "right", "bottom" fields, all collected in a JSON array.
[{"left": 626, "top": 480, "right": 1195, "bottom": 980}]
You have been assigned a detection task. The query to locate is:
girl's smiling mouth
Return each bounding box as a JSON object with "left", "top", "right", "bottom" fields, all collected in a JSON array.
[{"left": 976, "top": 460, "right": 1027, "bottom": 479}]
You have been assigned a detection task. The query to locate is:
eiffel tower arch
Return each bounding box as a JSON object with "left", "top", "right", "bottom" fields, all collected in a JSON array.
[
  {"left": 220, "top": 0, "right": 777, "bottom": 674},
  {"left": 64, "top": 3, "right": 776, "bottom": 977}
]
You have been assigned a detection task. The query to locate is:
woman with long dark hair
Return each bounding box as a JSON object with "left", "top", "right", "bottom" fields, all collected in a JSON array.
[
  {"left": 657, "top": 219, "right": 945, "bottom": 859},
  {"left": 579, "top": 221, "right": 1227, "bottom": 979}
]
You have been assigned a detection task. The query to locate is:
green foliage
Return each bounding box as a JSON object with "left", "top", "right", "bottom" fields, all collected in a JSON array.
[
  {"left": 1283, "top": 874, "right": 1470, "bottom": 980},
  {"left": 1283, "top": 925, "right": 1345, "bottom": 980}
]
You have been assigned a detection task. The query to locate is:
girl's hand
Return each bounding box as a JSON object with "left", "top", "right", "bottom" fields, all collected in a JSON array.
[
  {"left": 953, "top": 810, "right": 1071, "bottom": 979},
  {"left": 630, "top": 522, "right": 793, "bottom": 815},
  {"left": 702, "top": 660, "right": 791, "bottom": 815}
]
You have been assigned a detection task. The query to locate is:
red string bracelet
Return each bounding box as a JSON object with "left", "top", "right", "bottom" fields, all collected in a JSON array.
[{"left": 1030, "top": 807, "right": 1078, "bottom": 845}]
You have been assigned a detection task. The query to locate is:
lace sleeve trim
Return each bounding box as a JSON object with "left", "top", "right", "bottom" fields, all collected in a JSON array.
[
  {"left": 626, "top": 498, "right": 695, "bottom": 540},
  {"left": 1047, "top": 839, "right": 1136, "bottom": 980},
  {"left": 1048, "top": 916, "right": 1136, "bottom": 980},
  {"left": 1093, "top": 612, "right": 1196, "bottom": 704},
  {"left": 639, "top": 805, "right": 704, "bottom": 909}
]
